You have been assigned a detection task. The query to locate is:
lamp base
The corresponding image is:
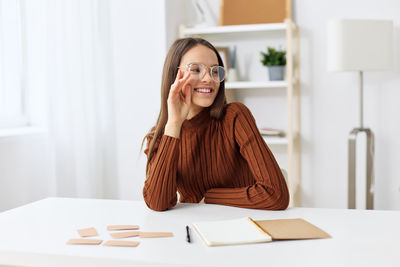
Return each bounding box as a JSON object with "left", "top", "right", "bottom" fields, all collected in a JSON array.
[{"left": 348, "top": 128, "right": 374, "bottom": 209}]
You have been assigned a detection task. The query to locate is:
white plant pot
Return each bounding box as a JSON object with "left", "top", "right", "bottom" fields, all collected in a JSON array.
[{"left": 268, "top": 65, "right": 285, "bottom": 81}]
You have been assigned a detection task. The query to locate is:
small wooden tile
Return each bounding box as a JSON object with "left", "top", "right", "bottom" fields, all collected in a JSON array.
[
  {"left": 110, "top": 231, "right": 140, "bottom": 239},
  {"left": 139, "top": 232, "right": 174, "bottom": 238},
  {"left": 107, "top": 225, "right": 139, "bottom": 231},
  {"left": 77, "top": 227, "right": 98, "bottom": 237},
  {"left": 66, "top": 238, "right": 103, "bottom": 245},
  {"left": 103, "top": 240, "right": 140, "bottom": 247}
]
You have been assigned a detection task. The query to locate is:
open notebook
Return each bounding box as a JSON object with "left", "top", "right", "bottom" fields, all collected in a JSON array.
[{"left": 193, "top": 217, "right": 330, "bottom": 247}]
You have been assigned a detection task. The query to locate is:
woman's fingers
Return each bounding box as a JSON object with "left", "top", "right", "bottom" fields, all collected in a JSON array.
[
  {"left": 183, "top": 83, "right": 192, "bottom": 105},
  {"left": 180, "top": 72, "right": 192, "bottom": 101},
  {"left": 178, "top": 71, "right": 190, "bottom": 85},
  {"left": 167, "top": 70, "right": 192, "bottom": 123},
  {"left": 170, "top": 70, "right": 182, "bottom": 93},
  {"left": 173, "top": 69, "right": 188, "bottom": 86},
  {"left": 171, "top": 71, "right": 190, "bottom": 97},
  {"left": 174, "top": 69, "right": 183, "bottom": 83},
  {"left": 168, "top": 70, "right": 192, "bottom": 114}
]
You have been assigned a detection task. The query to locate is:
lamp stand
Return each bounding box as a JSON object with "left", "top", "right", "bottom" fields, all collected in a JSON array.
[{"left": 348, "top": 71, "right": 375, "bottom": 209}]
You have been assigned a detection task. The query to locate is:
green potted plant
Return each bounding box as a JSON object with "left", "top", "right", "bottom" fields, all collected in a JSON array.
[{"left": 260, "top": 47, "right": 286, "bottom": 81}]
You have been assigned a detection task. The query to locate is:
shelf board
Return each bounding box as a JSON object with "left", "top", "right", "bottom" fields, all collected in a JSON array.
[
  {"left": 225, "top": 81, "right": 287, "bottom": 89},
  {"left": 183, "top": 23, "right": 287, "bottom": 36},
  {"left": 262, "top": 136, "right": 288, "bottom": 145}
]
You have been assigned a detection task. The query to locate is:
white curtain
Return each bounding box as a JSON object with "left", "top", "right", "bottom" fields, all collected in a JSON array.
[{"left": 46, "top": 0, "right": 117, "bottom": 198}]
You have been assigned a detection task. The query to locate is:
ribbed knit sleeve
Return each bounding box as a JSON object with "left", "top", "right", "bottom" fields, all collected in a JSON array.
[
  {"left": 204, "top": 103, "right": 290, "bottom": 210},
  {"left": 143, "top": 134, "right": 179, "bottom": 211}
]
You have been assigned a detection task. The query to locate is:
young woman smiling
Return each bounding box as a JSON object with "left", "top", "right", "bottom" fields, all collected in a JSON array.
[{"left": 143, "top": 38, "right": 289, "bottom": 211}]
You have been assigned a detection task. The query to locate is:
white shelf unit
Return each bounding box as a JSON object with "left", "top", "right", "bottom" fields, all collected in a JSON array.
[
  {"left": 182, "top": 23, "right": 288, "bottom": 35},
  {"left": 225, "top": 81, "right": 288, "bottom": 89},
  {"left": 181, "top": 19, "right": 300, "bottom": 206},
  {"left": 263, "top": 136, "right": 289, "bottom": 145}
]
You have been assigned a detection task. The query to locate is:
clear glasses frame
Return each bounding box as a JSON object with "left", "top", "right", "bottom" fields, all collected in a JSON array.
[{"left": 178, "top": 63, "right": 226, "bottom": 83}]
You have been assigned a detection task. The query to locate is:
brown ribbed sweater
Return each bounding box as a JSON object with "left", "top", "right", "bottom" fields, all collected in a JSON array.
[{"left": 143, "top": 102, "right": 289, "bottom": 211}]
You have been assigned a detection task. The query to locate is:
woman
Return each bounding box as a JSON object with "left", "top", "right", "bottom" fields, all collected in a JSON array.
[{"left": 143, "top": 37, "right": 289, "bottom": 211}]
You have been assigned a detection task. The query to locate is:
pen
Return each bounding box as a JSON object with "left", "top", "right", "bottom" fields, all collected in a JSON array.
[{"left": 186, "top": 225, "right": 191, "bottom": 243}]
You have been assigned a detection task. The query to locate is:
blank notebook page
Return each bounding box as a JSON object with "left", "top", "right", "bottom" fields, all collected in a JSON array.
[{"left": 193, "top": 217, "right": 272, "bottom": 246}]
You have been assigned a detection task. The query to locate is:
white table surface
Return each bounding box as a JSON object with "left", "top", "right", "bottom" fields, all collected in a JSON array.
[{"left": 0, "top": 197, "right": 399, "bottom": 267}]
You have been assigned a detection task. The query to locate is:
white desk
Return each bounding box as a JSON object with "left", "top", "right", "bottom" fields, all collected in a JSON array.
[{"left": 0, "top": 198, "right": 399, "bottom": 267}]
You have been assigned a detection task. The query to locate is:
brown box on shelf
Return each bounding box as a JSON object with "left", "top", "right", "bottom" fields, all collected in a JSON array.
[{"left": 219, "top": 0, "right": 291, "bottom": 26}]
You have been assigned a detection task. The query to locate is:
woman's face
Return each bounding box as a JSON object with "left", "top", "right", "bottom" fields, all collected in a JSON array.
[{"left": 179, "top": 45, "right": 220, "bottom": 118}]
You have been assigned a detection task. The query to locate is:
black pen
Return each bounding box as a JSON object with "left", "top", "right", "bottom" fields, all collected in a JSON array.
[{"left": 186, "top": 225, "right": 191, "bottom": 243}]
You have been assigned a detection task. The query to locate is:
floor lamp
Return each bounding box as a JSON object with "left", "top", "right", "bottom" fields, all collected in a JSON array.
[{"left": 327, "top": 19, "right": 393, "bottom": 209}]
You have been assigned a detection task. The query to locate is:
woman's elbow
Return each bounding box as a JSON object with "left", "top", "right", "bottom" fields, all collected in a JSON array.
[
  {"left": 273, "top": 195, "right": 289, "bottom": 210},
  {"left": 257, "top": 189, "right": 290, "bottom": 210},
  {"left": 144, "top": 201, "right": 169, "bottom": 212},
  {"left": 143, "top": 190, "right": 176, "bottom": 211},
  {"left": 272, "top": 189, "right": 290, "bottom": 210}
]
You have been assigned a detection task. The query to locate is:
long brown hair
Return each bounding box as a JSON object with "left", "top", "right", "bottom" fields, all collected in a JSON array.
[{"left": 144, "top": 37, "right": 226, "bottom": 169}]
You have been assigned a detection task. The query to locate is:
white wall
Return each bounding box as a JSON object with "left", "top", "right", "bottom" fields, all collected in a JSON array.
[
  {"left": 296, "top": 0, "right": 400, "bottom": 209},
  {"left": 0, "top": 134, "right": 54, "bottom": 211},
  {"left": 110, "top": 0, "right": 167, "bottom": 200}
]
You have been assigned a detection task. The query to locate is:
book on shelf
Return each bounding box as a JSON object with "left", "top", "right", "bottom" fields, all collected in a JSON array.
[
  {"left": 193, "top": 217, "right": 330, "bottom": 247},
  {"left": 259, "top": 127, "right": 285, "bottom": 137}
]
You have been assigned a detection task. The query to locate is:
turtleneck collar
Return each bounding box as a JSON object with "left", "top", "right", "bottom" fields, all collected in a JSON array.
[{"left": 181, "top": 107, "right": 211, "bottom": 130}]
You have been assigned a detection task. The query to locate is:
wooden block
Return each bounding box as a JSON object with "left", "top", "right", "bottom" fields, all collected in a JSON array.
[
  {"left": 66, "top": 238, "right": 103, "bottom": 245},
  {"left": 103, "top": 240, "right": 140, "bottom": 247},
  {"left": 139, "top": 232, "right": 174, "bottom": 238},
  {"left": 77, "top": 227, "right": 98, "bottom": 237},
  {"left": 110, "top": 231, "right": 140, "bottom": 239},
  {"left": 107, "top": 225, "right": 139, "bottom": 231}
]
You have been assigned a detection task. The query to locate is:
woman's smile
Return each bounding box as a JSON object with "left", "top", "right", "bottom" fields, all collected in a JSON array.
[{"left": 194, "top": 86, "right": 214, "bottom": 95}]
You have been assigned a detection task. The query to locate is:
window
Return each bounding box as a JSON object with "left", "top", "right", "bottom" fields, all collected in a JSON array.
[{"left": 0, "top": 0, "right": 27, "bottom": 128}]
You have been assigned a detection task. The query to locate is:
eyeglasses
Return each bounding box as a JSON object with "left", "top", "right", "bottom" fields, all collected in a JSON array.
[{"left": 179, "top": 63, "right": 226, "bottom": 83}]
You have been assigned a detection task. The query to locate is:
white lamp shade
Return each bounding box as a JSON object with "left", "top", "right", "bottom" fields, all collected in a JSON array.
[{"left": 327, "top": 19, "right": 394, "bottom": 72}]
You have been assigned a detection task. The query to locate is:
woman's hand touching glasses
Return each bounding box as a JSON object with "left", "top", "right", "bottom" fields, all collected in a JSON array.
[{"left": 164, "top": 69, "right": 192, "bottom": 138}]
